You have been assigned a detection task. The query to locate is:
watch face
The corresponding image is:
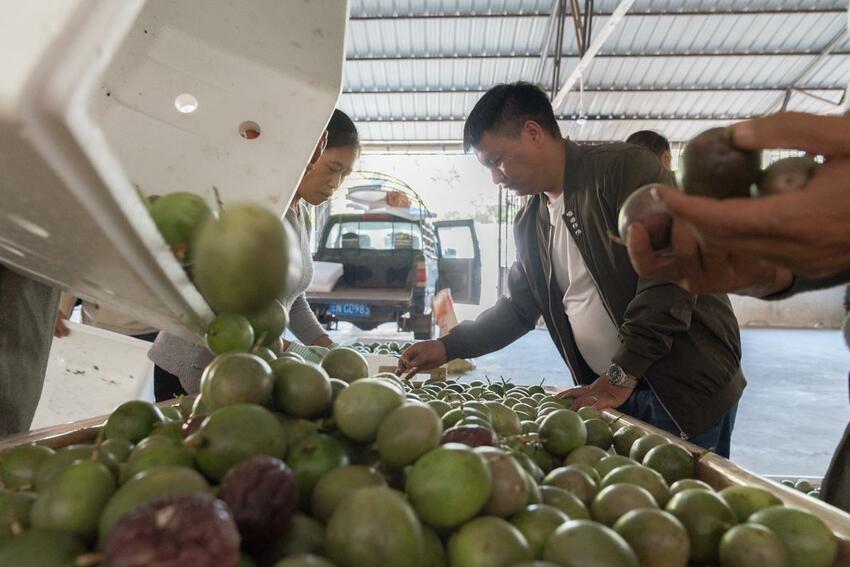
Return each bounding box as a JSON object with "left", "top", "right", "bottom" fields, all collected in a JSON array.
[{"left": 607, "top": 364, "right": 630, "bottom": 386}]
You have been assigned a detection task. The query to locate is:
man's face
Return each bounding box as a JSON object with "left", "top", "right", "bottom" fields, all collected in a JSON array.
[
  {"left": 297, "top": 145, "right": 358, "bottom": 206},
  {"left": 473, "top": 124, "right": 549, "bottom": 196}
]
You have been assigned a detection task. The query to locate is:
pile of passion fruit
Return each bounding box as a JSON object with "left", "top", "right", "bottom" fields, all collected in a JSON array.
[{"left": 0, "top": 363, "right": 839, "bottom": 567}]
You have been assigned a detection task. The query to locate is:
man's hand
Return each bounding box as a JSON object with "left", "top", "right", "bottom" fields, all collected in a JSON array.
[
  {"left": 626, "top": 112, "right": 850, "bottom": 289},
  {"left": 558, "top": 375, "right": 635, "bottom": 412},
  {"left": 397, "top": 340, "right": 448, "bottom": 375},
  {"left": 653, "top": 158, "right": 850, "bottom": 278},
  {"left": 54, "top": 310, "right": 71, "bottom": 338},
  {"left": 627, "top": 216, "right": 794, "bottom": 297}
]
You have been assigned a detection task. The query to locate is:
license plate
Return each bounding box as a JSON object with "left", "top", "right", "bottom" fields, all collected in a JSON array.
[{"left": 328, "top": 303, "right": 371, "bottom": 317}]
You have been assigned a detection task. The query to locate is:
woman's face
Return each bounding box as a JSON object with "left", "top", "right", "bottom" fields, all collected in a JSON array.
[{"left": 297, "top": 145, "right": 358, "bottom": 206}]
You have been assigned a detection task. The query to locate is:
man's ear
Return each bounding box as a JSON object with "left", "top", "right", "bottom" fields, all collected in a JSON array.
[{"left": 524, "top": 120, "right": 545, "bottom": 145}]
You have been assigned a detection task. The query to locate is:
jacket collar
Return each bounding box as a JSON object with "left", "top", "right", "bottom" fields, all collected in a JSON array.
[{"left": 535, "top": 138, "right": 584, "bottom": 227}]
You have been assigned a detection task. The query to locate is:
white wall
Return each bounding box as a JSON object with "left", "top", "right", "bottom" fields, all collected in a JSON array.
[{"left": 731, "top": 286, "right": 846, "bottom": 329}]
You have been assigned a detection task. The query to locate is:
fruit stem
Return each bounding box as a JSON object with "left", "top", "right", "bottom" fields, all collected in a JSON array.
[
  {"left": 607, "top": 229, "right": 626, "bottom": 247},
  {"left": 501, "top": 433, "right": 539, "bottom": 445},
  {"left": 212, "top": 185, "right": 225, "bottom": 214}
]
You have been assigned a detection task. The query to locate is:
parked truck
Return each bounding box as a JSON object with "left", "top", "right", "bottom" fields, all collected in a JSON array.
[{"left": 308, "top": 179, "right": 482, "bottom": 339}]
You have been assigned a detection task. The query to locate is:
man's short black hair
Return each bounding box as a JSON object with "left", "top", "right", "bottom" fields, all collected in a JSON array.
[
  {"left": 327, "top": 109, "right": 359, "bottom": 149},
  {"left": 625, "top": 130, "right": 670, "bottom": 157},
  {"left": 463, "top": 82, "right": 562, "bottom": 152}
]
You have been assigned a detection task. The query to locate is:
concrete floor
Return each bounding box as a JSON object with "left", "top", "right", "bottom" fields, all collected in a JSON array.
[{"left": 329, "top": 325, "right": 849, "bottom": 477}]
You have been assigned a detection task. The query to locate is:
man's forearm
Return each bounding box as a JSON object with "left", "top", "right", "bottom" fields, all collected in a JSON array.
[
  {"left": 762, "top": 267, "right": 850, "bottom": 301},
  {"left": 440, "top": 297, "right": 536, "bottom": 361}
]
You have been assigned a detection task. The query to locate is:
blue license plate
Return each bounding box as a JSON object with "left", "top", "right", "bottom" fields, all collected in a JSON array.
[{"left": 328, "top": 303, "right": 371, "bottom": 317}]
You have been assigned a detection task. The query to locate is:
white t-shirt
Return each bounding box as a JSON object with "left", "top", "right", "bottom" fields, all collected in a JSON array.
[{"left": 547, "top": 192, "right": 622, "bottom": 375}]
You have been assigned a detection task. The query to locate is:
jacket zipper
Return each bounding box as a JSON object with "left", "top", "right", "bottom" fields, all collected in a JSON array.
[{"left": 559, "top": 208, "right": 690, "bottom": 440}]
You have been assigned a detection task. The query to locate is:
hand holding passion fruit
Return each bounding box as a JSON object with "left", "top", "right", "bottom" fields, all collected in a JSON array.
[{"left": 623, "top": 112, "right": 850, "bottom": 293}]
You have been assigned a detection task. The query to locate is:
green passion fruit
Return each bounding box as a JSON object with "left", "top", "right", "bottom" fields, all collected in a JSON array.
[
  {"left": 320, "top": 347, "right": 369, "bottom": 384},
  {"left": 205, "top": 313, "right": 254, "bottom": 355},
  {"left": 406, "top": 444, "right": 492, "bottom": 529},
  {"left": 149, "top": 192, "right": 213, "bottom": 264},
  {"left": 192, "top": 204, "right": 294, "bottom": 315}
]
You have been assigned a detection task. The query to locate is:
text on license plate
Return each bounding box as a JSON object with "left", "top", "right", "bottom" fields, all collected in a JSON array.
[{"left": 328, "top": 303, "right": 371, "bottom": 317}]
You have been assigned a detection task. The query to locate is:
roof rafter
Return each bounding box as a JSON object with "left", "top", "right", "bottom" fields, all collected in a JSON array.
[
  {"left": 349, "top": 8, "right": 845, "bottom": 20},
  {"left": 346, "top": 50, "right": 850, "bottom": 61}
]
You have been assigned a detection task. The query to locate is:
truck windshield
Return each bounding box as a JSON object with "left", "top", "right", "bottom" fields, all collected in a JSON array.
[{"left": 325, "top": 220, "right": 423, "bottom": 250}]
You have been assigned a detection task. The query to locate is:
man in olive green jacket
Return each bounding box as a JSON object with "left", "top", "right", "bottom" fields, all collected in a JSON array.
[{"left": 401, "top": 82, "right": 745, "bottom": 456}]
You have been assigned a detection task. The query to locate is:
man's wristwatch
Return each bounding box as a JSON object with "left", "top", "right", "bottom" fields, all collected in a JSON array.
[{"left": 606, "top": 363, "right": 638, "bottom": 388}]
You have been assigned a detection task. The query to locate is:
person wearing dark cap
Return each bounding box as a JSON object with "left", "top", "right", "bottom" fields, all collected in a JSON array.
[{"left": 626, "top": 130, "right": 672, "bottom": 171}]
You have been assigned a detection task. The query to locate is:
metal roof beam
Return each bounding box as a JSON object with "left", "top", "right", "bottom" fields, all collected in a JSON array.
[
  {"left": 349, "top": 114, "right": 764, "bottom": 123},
  {"left": 793, "top": 88, "right": 845, "bottom": 107},
  {"left": 552, "top": 0, "right": 635, "bottom": 109},
  {"left": 342, "top": 86, "right": 847, "bottom": 95},
  {"left": 349, "top": 8, "right": 846, "bottom": 20},
  {"left": 532, "top": 0, "right": 561, "bottom": 84},
  {"left": 569, "top": 0, "right": 585, "bottom": 55},
  {"left": 346, "top": 50, "right": 850, "bottom": 61},
  {"left": 778, "top": 27, "right": 849, "bottom": 111}
]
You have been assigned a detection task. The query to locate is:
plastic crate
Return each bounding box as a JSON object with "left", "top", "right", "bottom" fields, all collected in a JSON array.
[{"left": 0, "top": 0, "right": 348, "bottom": 342}]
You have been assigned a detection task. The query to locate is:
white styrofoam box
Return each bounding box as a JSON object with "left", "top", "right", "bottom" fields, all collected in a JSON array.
[
  {"left": 0, "top": 1, "right": 348, "bottom": 342},
  {"left": 32, "top": 321, "right": 155, "bottom": 430},
  {"left": 308, "top": 261, "right": 344, "bottom": 293}
]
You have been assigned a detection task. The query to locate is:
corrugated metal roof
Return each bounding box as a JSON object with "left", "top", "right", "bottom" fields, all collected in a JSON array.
[
  {"left": 344, "top": 54, "right": 850, "bottom": 91},
  {"left": 341, "top": 88, "right": 843, "bottom": 119},
  {"left": 347, "top": 12, "right": 846, "bottom": 57},
  {"left": 341, "top": 2, "right": 850, "bottom": 143},
  {"left": 352, "top": 118, "right": 735, "bottom": 145},
  {"left": 350, "top": 0, "right": 846, "bottom": 17}
]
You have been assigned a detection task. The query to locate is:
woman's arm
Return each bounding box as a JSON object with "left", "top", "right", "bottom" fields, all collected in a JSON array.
[{"left": 288, "top": 293, "right": 331, "bottom": 346}]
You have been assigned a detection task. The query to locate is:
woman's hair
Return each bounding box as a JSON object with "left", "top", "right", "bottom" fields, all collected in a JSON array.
[{"left": 326, "top": 109, "right": 359, "bottom": 149}]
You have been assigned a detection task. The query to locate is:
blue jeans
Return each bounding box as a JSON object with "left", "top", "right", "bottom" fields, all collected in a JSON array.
[{"left": 617, "top": 388, "right": 738, "bottom": 459}]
